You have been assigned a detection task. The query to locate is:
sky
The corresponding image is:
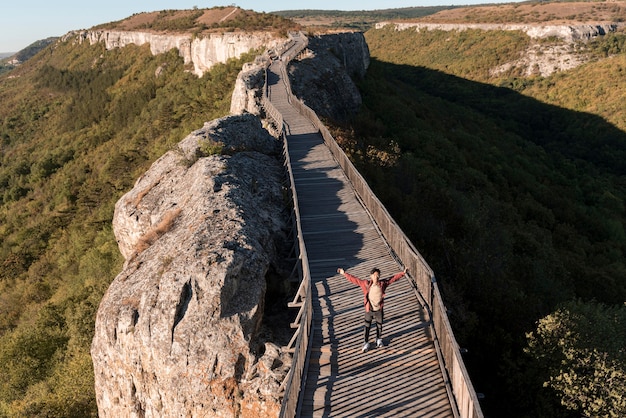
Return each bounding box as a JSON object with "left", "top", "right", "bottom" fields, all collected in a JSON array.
[{"left": 1, "top": 0, "right": 502, "bottom": 53}]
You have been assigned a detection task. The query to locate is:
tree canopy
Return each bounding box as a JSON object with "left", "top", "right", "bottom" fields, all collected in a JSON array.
[
  {"left": 329, "top": 25, "right": 626, "bottom": 417},
  {"left": 0, "top": 37, "right": 254, "bottom": 416},
  {"left": 526, "top": 300, "right": 626, "bottom": 417}
]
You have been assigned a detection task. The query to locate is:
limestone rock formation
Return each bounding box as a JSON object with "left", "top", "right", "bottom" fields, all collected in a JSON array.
[
  {"left": 230, "top": 60, "right": 267, "bottom": 116},
  {"left": 65, "top": 30, "right": 283, "bottom": 77},
  {"left": 376, "top": 22, "right": 624, "bottom": 42},
  {"left": 91, "top": 30, "right": 372, "bottom": 417},
  {"left": 92, "top": 113, "right": 291, "bottom": 417},
  {"left": 287, "top": 32, "right": 370, "bottom": 123},
  {"left": 375, "top": 22, "right": 626, "bottom": 77}
]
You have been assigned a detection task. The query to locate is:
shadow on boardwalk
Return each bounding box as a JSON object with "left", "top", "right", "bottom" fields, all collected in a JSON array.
[
  {"left": 268, "top": 54, "right": 454, "bottom": 417},
  {"left": 285, "top": 131, "right": 453, "bottom": 417}
]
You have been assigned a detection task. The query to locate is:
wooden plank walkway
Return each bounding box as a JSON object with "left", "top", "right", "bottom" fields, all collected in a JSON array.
[{"left": 268, "top": 57, "right": 455, "bottom": 417}]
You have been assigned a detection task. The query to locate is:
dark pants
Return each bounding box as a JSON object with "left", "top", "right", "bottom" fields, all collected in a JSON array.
[{"left": 363, "top": 310, "right": 383, "bottom": 342}]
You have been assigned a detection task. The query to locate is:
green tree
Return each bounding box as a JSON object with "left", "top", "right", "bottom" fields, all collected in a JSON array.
[{"left": 526, "top": 300, "right": 626, "bottom": 417}]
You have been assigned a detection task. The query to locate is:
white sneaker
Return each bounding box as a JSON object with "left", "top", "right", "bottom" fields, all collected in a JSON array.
[
  {"left": 376, "top": 339, "right": 384, "bottom": 348},
  {"left": 362, "top": 342, "right": 370, "bottom": 352}
]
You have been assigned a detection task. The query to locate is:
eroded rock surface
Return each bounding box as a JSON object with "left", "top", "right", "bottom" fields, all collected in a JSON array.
[
  {"left": 287, "top": 32, "right": 370, "bottom": 123},
  {"left": 92, "top": 114, "right": 291, "bottom": 418},
  {"left": 376, "top": 22, "right": 625, "bottom": 76},
  {"left": 65, "top": 30, "right": 282, "bottom": 77}
]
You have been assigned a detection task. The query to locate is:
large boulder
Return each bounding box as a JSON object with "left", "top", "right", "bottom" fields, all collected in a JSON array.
[
  {"left": 230, "top": 60, "right": 267, "bottom": 117},
  {"left": 92, "top": 113, "right": 291, "bottom": 417},
  {"left": 288, "top": 32, "right": 370, "bottom": 123}
]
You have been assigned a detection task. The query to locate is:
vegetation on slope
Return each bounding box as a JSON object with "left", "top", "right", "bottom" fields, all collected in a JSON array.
[
  {"left": 273, "top": 1, "right": 626, "bottom": 31},
  {"left": 0, "top": 38, "right": 58, "bottom": 76},
  {"left": 414, "top": 1, "right": 626, "bottom": 24},
  {"left": 273, "top": 6, "right": 455, "bottom": 31},
  {"left": 331, "top": 24, "right": 626, "bottom": 417},
  {"left": 0, "top": 35, "right": 254, "bottom": 416},
  {"left": 96, "top": 6, "right": 299, "bottom": 36}
]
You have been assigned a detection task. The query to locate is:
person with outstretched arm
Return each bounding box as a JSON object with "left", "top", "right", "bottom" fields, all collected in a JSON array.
[{"left": 337, "top": 266, "right": 407, "bottom": 352}]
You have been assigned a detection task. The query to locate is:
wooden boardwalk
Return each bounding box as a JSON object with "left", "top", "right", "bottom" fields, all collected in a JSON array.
[{"left": 268, "top": 55, "right": 455, "bottom": 417}]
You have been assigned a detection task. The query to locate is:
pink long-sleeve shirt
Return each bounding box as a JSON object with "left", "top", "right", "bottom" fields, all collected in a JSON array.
[{"left": 342, "top": 271, "right": 405, "bottom": 312}]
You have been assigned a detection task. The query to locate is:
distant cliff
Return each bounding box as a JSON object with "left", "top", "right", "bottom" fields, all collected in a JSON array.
[
  {"left": 64, "top": 30, "right": 283, "bottom": 77},
  {"left": 375, "top": 22, "right": 626, "bottom": 76},
  {"left": 375, "top": 22, "right": 624, "bottom": 42}
]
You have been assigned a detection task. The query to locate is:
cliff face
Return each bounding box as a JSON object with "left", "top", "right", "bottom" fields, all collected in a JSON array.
[
  {"left": 66, "top": 30, "right": 283, "bottom": 77},
  {"left": 376, "top": 22, "right": 625, "bottom": 77},
  {"left": 91, "top": 114, "right": 291, "bottom": 418},
  {"left": 376, "top": 22, "right": 624, "bottom": 42},
  {"left": 91, "top": 31, "right": 370, "bottom": 417},
  {"left": 288, "top": 32, "right": 370, "bottom": 123},
  {"left": 230, "top": 60, "right": 267, "bottom": 117}
]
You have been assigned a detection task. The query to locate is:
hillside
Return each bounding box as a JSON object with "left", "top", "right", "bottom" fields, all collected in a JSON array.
[
  {"left": 273, "top": 6, "right": 455, "bottom": 31},
  {"left": 0, "top": 2, "right": 625, "bottom": 417},
  {"left": 0, "top": 7, "right": 273, "bottom": 415},
  {"left": 325, "top": 4, "right": 625, "bottom": 417},
  {"left": 412, "top": 1, "right": 626, "bottom": 24},
  {"left": 0, "top": 38, "right": 58, "bottom": 75},
  {"left": 95, "top": 6, "right": 298, "bottom": 35},
  {"left": 274, "top": 1, "right": 626, "bottom": 30}
]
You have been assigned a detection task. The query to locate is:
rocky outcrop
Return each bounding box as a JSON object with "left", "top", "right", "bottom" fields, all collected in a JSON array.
[
  {"left": 288, "top": 32, "right": 370, "bottom": 123},
  {"left": 91, "top": 30, "right": 371, "bottom": 417},
  {"left": 65, "top": 30, "right": 283, "bottom": 77},
  {"left": 375, "top": 22, "right": 625, "bottom": 42},
  {"left": 375, "top": 21, "right": 625, "bottom": 77},
  {"left": 489, "top": 42, "right": 586, "bottom": 77},
  {"left": 92, "top": 113, "right": 291, "bottom": 417},
  {"left": 229, "top": 31, "right": 372, "bottom": 124},
  {"left": 230, "top": 60, "right": 267, "bottom": 116}
]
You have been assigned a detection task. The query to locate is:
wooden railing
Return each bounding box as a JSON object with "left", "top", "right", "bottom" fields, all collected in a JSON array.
[
  {"left": 287, "top": 91, "right": 484, "bottom": 418},
  {"left": 264, "top": 31, "right": 483, "bottom": 418},
  {"left": 259, "top": 34, "right": 313, "bottom": 418},
  {"left": 276, "top": 120, "right": 313, "bottom": 417}
]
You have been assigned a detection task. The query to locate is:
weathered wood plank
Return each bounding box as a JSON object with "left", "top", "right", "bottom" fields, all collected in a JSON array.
[{"left": 268, "top": 60, "right": 455, "bottom": 418}]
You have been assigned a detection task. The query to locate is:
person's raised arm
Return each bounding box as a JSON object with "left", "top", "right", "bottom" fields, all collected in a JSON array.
[
  {"left": 337, "top": 267, "right": 361, "bottom": 284},
  {"left": 386, "top": 267, "right": 408, "bottom": 284}
]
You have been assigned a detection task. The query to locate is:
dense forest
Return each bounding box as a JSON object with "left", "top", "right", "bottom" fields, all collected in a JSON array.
[
  {"left": 328, "top": 25, "right": 626, "bottom": 417},
  {"left": 0, "top": 35, "right": 254, "bottom": 416}
]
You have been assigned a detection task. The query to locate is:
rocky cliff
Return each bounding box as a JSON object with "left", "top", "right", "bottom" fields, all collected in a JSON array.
[
  {"left": 91, "top": 114, "right": 292, "bottom": 417},
  {"left": 91, "top": 31, "right": 370, "bottom": 417},
  {"left": 375, "top": 22, "right": 624, "bottom": 42},
  {"left": 230, "top": 59, "right": 267, "bottom": 117},
  {"left": 65, "top": 30, "right": 283, "bottom": 77},
  {"left": 376, "top": 22, "right": 626, "bottom": 77},
  {"left": 288, "top": 32, "right": 370, "bottom": 123}
]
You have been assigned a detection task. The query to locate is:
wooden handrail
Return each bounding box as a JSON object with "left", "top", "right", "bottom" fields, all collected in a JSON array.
[
  {"left": 287, "top": 91, "right": 484, "bottom": 418},
  {"left": 260, "top": 33, "right": 313, "bottom": 418}
]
